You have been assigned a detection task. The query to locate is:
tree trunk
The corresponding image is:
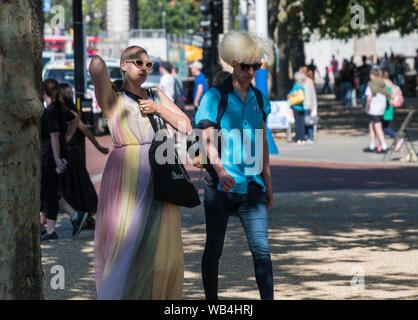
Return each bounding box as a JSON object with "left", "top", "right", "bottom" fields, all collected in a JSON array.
[
  {"left": 0, "top": 0, "right": 44, "bottom": 299},
  {"left": 277, "top": 0, "right": 291, "bottom": 100}
]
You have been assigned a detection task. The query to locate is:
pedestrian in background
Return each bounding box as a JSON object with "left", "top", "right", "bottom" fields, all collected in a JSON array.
[
  {"left": 381, "top": 71, "right": 404, "bottom": 152},
  {"left": 194, "top": 30, "right": 274, "bottom": 300},
  {"left": 331, "top": 54, "right": 339, "bottom": 80},
  {"left": 300, "top": 66, "right": 318, "bottom": 142},
  {"left": 59, "top": 82, "right": 109, "bottom": 230},
  {"left": 349, "top": 56, "right": 357, "bottom": 107},
  {"left": 288, "top": 71, "right": 306, "bottom": 145},
  {"left": 339, "top": 59, "right": 353, "bottom": 112},
  {"left": 358, "top": 55, "right": 371, "bottom": 109},
  {"left": 159, "top": 61, "right": 175, "bottom": 101},
  {"left": 363, "top": 68, "right": 391, "bottom": 153},
  {"left": 40, "top": 79, "right": 88, "bottom": 241},
  {"left": 321, "top": 65, "right": 332, "bottom": 94},
  {"left": 189, "top": 61, "right": 207, "bottom": 110},
  {"left": 171, "top": 65, "right": 185, "bottom": 110}
]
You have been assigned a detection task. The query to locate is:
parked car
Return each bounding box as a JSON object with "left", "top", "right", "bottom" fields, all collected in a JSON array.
[{"left": 42, "top": 51, "right": 66, "bottom": 69}]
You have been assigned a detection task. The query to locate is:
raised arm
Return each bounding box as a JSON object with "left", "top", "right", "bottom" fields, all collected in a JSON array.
[{"left": 88, "top": 55, "right": 118, "bottom": 119}]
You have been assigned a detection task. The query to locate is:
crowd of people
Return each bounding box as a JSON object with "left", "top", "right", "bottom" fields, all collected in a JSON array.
[
  {"left": 326, "top": 52, "right": 414, "bottom": 111},
  {"left": 291, "top": 51, "right": 413, "bottom": 153}
]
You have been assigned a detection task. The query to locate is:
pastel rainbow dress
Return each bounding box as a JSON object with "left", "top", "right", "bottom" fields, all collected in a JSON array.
[{"left": 94, "top": 92, "right": 184, "bottom": 299}]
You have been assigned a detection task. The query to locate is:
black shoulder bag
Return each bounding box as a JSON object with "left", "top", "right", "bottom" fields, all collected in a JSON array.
[{"left": 146, "top": 88, "right": 201, "bottom": 208}]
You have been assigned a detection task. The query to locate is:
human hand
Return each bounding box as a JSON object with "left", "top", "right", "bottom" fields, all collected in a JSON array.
[
  {"left": 56, "top": 158, "right": 67, "bottom": 173},
  {"left": 266, "top": 186, "right": 274, "bottom": 209},
  {"left": 138, "top": 99, "right": 161, "bottom": 116},
  {"left": 98, "top": 145, "right": 109, "bottom": 155},
  {"left": 218, "top": 170, "right": 236, "bottom": 193}
]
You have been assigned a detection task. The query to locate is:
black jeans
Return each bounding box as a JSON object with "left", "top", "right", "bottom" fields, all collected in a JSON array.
[
  {"left": 201, "top": 183, "right": 274, "bottom": 300},
  {"left": 293, "top": 109, "right": 305, "bottom": 142},
  {"left": 40, "top": 166, "right": 60, "bottom": 221}
]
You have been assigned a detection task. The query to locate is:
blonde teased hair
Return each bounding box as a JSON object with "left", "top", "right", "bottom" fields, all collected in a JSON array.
[{"left": 219, "top": 31, "right": 273, "bottom": 66}]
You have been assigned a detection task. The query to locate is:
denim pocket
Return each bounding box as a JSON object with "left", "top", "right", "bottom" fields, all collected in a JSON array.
[{"left": 247, "top": 183, "right": 267, "bottom": 204}]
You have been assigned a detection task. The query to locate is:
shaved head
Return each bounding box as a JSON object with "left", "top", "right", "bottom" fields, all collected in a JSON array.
[{"left": 121, "top": 45, "right": 148, "bottom": 61}]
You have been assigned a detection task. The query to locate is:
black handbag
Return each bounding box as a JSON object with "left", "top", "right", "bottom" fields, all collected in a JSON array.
[{"left": 146, "top": 89, "right": 201, "bottom": 208}]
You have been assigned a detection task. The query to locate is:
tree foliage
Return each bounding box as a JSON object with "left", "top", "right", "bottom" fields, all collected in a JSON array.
[
  {"left": 301, "top": 0, "right": 418, "bottom": 40},
  {"left": 138, "top": 0, "right": 203, "bottom": 34},
  {"left": 43, "top": 0, "right": 106, "bottom": 36},
  {"left": 268, "top": 0, "right": 418, "bottom": 98}
]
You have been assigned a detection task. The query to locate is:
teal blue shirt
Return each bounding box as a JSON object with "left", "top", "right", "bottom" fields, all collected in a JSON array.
[
  {"left": 289, "top": 82, "right": 304, "bottom": 111},
  {"left": 195, "top": 83, "right": 271, "bottom": 194}
]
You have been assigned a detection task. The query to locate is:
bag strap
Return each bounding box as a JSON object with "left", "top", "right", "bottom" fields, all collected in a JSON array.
[
  {"left": 250, "top": 85, "right": 267, "bottom": 122},
  {"left": 212, "top": 77, "right": 267, "bottom": 127}
]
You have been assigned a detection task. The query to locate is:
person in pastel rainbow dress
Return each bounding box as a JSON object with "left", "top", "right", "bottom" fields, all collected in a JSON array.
[{"left": 89, "top": 46, "right": 192, "bottom": 300}]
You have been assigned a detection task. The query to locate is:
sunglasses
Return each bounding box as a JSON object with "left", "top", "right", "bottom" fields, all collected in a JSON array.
[
  {"left": 239, "top": 62, "right": 262, "bottom": 72},
  {"left": 124, "top": 59, "right": 154, "bottom": 70}
]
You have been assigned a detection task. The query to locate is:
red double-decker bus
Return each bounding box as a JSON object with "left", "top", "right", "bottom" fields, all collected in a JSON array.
[{"left": 43, "top": 35, "right": 99, "bottom": 56}]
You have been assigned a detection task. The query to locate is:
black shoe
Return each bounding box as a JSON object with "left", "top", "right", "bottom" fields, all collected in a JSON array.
[
  {"left": 363, "top": 147, "right": 376, "bottom": 153},
  {"left": 41, "top": 231, "right": 58, "bottom": 241},
  {"left": 72, "top": 212, "right": 88, "bottom": 236}
]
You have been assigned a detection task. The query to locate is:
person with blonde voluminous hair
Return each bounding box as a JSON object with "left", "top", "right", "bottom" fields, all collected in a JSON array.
[
  {"left": 219, "top": 31, "right": 273, "bottom": 66},
  {"left": 194, "top": 30, "right": 275, "bottom": 300}
]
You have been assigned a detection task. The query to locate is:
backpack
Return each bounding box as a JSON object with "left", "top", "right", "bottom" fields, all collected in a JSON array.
[
  {"left": 191, "top": 76, "right": 266, "bottom": 185},
  {"left": 213, "top": 76, "right": 266, "bottom": 127},
  {"left": 390, "top": 84, "right": 404, "bottom": 108}
]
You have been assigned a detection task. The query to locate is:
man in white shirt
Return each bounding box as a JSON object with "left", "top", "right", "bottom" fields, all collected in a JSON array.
[
  {"left": 364, "top": 68, "right": 390, "bottom": 153},
  {"left": 159, "top": 61, "right": 175, "bottom": 101}
]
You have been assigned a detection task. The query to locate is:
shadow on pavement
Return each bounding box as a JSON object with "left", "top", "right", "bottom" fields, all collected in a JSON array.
[{"left": 181, "top": 190, "right": 418, "bottom": 300}]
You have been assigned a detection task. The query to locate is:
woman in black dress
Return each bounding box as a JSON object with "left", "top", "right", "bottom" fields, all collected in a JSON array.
[
  {"left": 41, "top": 79, "right": 88, "bottom": 241},
  {"left": 59, "top": 83, "right": 109, "bottom": 229}
]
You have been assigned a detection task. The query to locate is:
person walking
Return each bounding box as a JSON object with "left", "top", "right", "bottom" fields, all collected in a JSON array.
[
  {"left": 321, "top": 66, "right": 332, "bottom": 94},
  {"left": 40, "top": 79, "right": 88, "bottom": 241},
  {"left": 171, "top": 65, "right": 185, "bottom": 110},
  {"left": 363, "top": 68, "right": 391, "bottom": 153},
  {"left": 288, "top": 72, "right": 306, "bottom": 145},
  {"left": 89, "top": 46, "right": 191, "bottom": 299},
  {"left": 358, "top": 56, "right": 371, "bottom": 109},
  {"left": 331, "top": 55, "right": 339, "bottom": 80},
  {"left": 339, "top": 60, "right": 353, "bottom": 111},
  {"left": 189, "top": 61, "right": 208, "bottom": 110},
  {"left": 159, "top": 61, "right": 175, "bottom": 101},
  {"left": 59, "top": 82, "right": 109, "bottom": 229},
  {"left": 194, "top": 31, "right": 274, "bottom": 300}
]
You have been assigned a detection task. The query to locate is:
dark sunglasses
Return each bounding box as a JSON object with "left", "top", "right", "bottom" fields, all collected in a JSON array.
[
  {"left": 124, "top": 59, "right": 154, "bottom": 70},
  {"left": 239, "top": 62, "right": 262, "bottom": 71}
]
